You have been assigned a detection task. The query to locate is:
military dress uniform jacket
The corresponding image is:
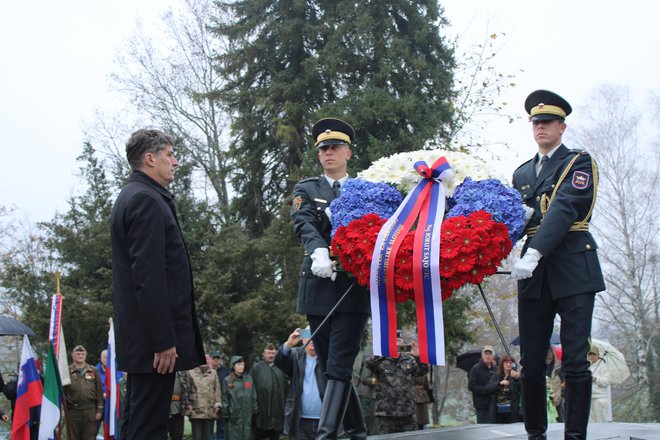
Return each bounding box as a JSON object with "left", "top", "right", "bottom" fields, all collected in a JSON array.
[
  {"left": 65, "top": 363, "right": 104, "bottom": 413},
  {"left": 291, "top": 176, "right": 370, "bottom": 316},
  {"left": 512, "top": 144, "right": 605, "bottom": 300},
  {"left": 111, "top": 171, "right": 205, "bottom": 373}
]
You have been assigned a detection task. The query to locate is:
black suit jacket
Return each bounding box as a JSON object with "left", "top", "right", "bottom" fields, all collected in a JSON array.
[
  {"left": 512, "top": 144, "right": 605, "bottom": 300},
  {"left": 110, "top": 171, "right": 205, "bottom": 373},
  {"left": 291, "top": 176, "right": 370, "bottom": 316}
]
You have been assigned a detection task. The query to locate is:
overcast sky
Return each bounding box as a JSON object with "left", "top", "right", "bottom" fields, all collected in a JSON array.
[{"left": 1, "top": 0, "right": 658, "bottom": 223}]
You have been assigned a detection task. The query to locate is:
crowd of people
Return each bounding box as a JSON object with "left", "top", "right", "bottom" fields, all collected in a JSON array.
[{"left": 0, "top": 86, "right": 608, "bottom": 440}]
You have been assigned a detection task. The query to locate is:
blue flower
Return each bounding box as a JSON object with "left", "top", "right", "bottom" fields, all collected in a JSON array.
[
  {"left": 330, "top": 179, "right": 402, "bottom": 237},
  {"left": 447, "top": 178, "right": 526, "bottom": 242}
]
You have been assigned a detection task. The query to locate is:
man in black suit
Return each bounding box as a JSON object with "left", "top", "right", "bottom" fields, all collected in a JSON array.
[
  {"left": 291, "top": 118, "right": 369, "bottom": 439},
  {"left": 111, "top": 128, "right": 205, "bottom": 439},
  {"left": 511, "top": 90, "right": 605, "bottom": 440}
]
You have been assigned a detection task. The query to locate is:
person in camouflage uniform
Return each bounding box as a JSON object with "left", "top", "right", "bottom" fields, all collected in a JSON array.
[
  {"left": 185, "top": 364, "right": 222, "bottom": 440},
  {"left": 365, "top": 337, "right": 429, "bottom": 434}
]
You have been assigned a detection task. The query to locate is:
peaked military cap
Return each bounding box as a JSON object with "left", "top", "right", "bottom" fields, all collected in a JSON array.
[
  {"left": 312, "top": 117, "right": 355, "bottom": 148},
  {"left": 525, "top": 89, "right": 572, "bottom": 121}
]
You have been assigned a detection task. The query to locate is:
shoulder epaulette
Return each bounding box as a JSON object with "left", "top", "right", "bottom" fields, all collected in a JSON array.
[
  {"left": 298, "top": 176, "right": 320, "bottom": 184},
  {"left": 514, "top": 157, "right": 534, "bottom": 173},
  {"left": 568, "top": 148, "right": 590, "bottom": 156}
]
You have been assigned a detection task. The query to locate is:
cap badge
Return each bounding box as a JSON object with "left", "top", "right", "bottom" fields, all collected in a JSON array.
[
  {"left": 538, "top": 103, "right": 545, "bottom": 108},
  {"left": 325, "top": 129, "right": 332, "bottom": 134}
]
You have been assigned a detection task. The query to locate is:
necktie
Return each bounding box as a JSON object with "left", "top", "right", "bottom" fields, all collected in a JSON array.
[
  {"left": 332, "top": 180, "right": 341, "bottom": 198},
  {"left": 536, "top": 155, "right": 549, "bottom": 178}
]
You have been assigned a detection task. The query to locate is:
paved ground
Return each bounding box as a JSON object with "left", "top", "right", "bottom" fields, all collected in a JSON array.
[{"left": 369, "top": 423, "right": 660, "bottom": 439}]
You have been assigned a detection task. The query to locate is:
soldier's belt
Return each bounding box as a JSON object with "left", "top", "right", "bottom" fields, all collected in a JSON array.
[
  {"left": 525, "top": 223, "right": 589, "bottom": 237},
  {"left": 171, "top": 394, "right": 181, "bottom": 401}
]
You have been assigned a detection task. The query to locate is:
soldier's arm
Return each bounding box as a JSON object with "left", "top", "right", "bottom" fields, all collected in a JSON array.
[
  {"left": 94, "top": 368, "right": 104, "bottom": 417},
  {"left": 291, "top": 182, "right": 328, "bottom": 254}
]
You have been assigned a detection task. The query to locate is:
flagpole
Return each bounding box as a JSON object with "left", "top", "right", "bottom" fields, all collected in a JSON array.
[{"left": 54, "top": 271, "right": 72, "bottom": 440}]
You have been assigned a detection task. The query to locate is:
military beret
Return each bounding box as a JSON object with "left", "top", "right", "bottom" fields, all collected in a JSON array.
[
  {"left": 312, "top": 117, "right": 355, "bottom": 148},
  {"left": 525, "top": 89, "right": 572, "bottom": 121},
  {"left": 72, "top": 345, "right": 87, "bottom": 353}
]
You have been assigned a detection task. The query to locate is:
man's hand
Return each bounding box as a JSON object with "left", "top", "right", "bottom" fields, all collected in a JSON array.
[
  {"left": 409, "top": 340, "right": 420, "bottom": 358},
  {"left": 511, "top": 248, "right": 542, "bottom": 280},
  {"left": 285, "top": 328, "right": 303, "bottom": 349},
  {"left": 153, "top": 346, "right": 178, "bottom": 374},
  {"left": 310, "top": 248, "right": 334, "bottom": 279}
]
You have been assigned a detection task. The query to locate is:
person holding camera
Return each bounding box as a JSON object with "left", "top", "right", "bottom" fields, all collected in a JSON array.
[
  {"left": 364, "top": 333, "right": 428, "bottom": 434},
  {"left": 274, "top": 327, "right": 326, "bottom": 440}
]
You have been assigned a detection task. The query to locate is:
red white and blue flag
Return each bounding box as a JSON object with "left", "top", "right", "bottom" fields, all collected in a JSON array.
[
  {"left": 104, "top": 319, "right": 121, "bottom": 439},
  {"left": 11, "top": 335, "right": 44, "bottom": 440},
  {"left": 48, "top": 294, "right": 71, "bottom": 386},
  {"left": 369, "top": 157, "right": 451, "bottom": 365}
]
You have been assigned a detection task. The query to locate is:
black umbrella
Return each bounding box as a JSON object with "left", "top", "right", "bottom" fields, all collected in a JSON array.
[
  {"left": 0, "top": 315, "right": 36, "bottom": 336},
  {"left": 456, "top": 348, "right": 483, "bottom": 373},
  {"left": 511, "top": 331, "right": 560, "bottom": 346}
]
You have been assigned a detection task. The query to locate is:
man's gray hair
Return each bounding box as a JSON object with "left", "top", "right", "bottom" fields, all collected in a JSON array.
[{"left": 125, "top": 129, "right": 175, "bottom": 170}]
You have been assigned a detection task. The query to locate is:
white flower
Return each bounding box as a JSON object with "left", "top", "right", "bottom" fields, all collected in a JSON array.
[{"left": 357, "top": 150, "right": 504, "bottom": 196}]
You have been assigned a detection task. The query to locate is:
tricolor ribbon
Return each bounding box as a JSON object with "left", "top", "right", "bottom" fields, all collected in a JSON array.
[{"left": 369, "top": 157, "right": 451, "bottom": 365}]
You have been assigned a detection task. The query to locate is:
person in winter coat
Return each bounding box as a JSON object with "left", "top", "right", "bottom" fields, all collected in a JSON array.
[
  {"left": 274, "top": 327, "right": 326, "bottom": 440},
  {"left": 492, "top": 354, "right": 522, "bottom": 423},
  {"left": 222, "top": 356, "right": 258, "bottom": 440},
  {"left": 251, "top": 344, "right": 288, "bottom": 440},
  {"left": 468, "top": 345, "right": 499, "bottom": 423},
  {"left": 185, "top": 364, "right": 222, "bottom": 440}
]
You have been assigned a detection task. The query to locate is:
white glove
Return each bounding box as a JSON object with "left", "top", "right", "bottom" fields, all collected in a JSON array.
[
  {"left": 310, "top": 247, "right": 334, "bottom": 279},
  {"left": 511, "top": 248, "right": 542, "bottom": 280},
  {"left": 325, "top": 207, "right": 332, "bottom": 222},
  {"left": 523, "top": 205, "right": 534, "bottom": 225}
]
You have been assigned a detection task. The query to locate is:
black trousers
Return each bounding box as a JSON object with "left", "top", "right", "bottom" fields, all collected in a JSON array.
[
  {"left": 518, "top": 277, "right": 595, "bottom": 384},
  {"left": 308, "top": 312, "right": 368, "bottom": 382},
  {"left": 121, "top": 372, "right": 175, "bottom": 440}
]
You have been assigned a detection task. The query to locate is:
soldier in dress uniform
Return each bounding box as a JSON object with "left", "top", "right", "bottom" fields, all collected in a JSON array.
[
  {"left": 64, "top": 345, "right": 104, "bottom": 440},
  {"left": 291, "top": 117, "right": 370, "bottom": 439},
  {"left": 511, "top": 90, "right": 606, "bottom": 440}
]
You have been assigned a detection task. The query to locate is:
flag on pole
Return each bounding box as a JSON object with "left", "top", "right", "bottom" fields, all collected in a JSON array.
[
  {"left": 104, "top": 319, "right": 121, "bottom": 439},
  {"left": 11, "top": 335, "right": 44, "bottom": 440},
  {"left": 38, "top": 343, "right": 63, "bottom": 440},
  {"left": 48, "top": 293, "right": 71, "bottom": 386}
]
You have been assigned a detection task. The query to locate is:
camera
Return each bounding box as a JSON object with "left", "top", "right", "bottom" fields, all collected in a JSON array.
[{"left": 399, "top": 344, "right": 412, "bottom": 352}]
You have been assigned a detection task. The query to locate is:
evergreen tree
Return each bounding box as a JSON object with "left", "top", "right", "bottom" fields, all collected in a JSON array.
[{"left": 213, "top": 0, "right": 455, "bottom": 228}]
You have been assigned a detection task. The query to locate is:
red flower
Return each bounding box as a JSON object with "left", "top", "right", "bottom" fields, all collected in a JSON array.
[{"left": 244, "top": 382, "right": 252, "bottom": 389}]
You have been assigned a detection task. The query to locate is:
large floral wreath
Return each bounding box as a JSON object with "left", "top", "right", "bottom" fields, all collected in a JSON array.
[{"left": 329, "top": 150, "right": 525, "bottom": 303}]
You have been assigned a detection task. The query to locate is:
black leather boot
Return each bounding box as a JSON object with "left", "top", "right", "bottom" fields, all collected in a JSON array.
[
  {"left": 522, "top": 381, "right": 548, "bottom": 440},
  {"left": 564, "top": 377, "right": 592, "bottom": 440},
  {"left": 341, "top": 384, "right": 367, "bottom": 440},
  {"left": 317, "top": 380, "right": 351, "bottom": 440}
]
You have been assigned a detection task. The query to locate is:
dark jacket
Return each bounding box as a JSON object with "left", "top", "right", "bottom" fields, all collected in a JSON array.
[
  {"left": 110, "top": 171, "right": 205, "bottom": 373},
  {"left": 222, "top": 357, "right": 258, "bottom": 440},
  {"left": 492, "top": 374, "right": 522, "bottom": 423},
  {"left": 274, "top": 345, "right": 326, "bottom": 437},
  {"left": 250, "top": 360, "right": 287, "bottom": 431},
  {"left": 291, "top": 176, "right": 370, "bottom": 316},
  {"left": 468, "top": 361, "right": 498, "bottom": 410},
  {"left": 512, "top": 145, "right": 605, "bottom": 300}
]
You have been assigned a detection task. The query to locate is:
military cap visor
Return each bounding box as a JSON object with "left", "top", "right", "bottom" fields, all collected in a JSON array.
[
  {"left": 525, "top": 89, "right": 572, "bottom": 121},
  {"left": 312, "top": 117, "right": 355, "bottom": 148}
]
